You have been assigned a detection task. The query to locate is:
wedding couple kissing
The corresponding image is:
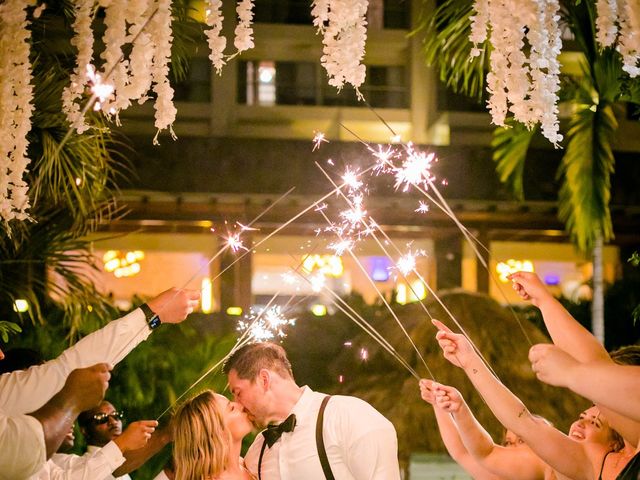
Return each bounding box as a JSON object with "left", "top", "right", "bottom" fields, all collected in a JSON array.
[{"left": 173, "top": 342, "right": 401, "bottom": 480}]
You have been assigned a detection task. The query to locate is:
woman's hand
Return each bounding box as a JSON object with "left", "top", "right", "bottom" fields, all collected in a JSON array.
[
  {"left": 434, "top": 383, "right": 463, "bottom": 414},
  {"left": 419, "top": 378, "right": 437, "bottom": 404},
  {"left": 508, "top": 272, "right": 550, "bottom": 307},
  {"left": 433, "top": 319, "right": 476, "bottom": 369},
  {"left": 529, "top": 344, "right": 578, "bottom": 387}
]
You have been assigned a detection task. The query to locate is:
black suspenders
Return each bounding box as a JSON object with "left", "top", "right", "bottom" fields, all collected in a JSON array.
[
  {"left": 316, "top": 395, "right": 335, "bottom": 480},
  {"left": 257, "top": 395, "right": 335, "bottom": 480}
]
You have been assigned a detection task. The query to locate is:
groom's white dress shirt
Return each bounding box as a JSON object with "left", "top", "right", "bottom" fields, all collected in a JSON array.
[{"left": 244, "top": 386, "right": 401, "bottom": 480}]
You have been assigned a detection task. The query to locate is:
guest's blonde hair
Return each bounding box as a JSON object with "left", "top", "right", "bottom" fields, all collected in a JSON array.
[{"left": 173, "top": 390, "right": 230, "bottom": 480}]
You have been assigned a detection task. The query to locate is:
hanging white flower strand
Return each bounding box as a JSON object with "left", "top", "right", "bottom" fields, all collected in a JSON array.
[
  {"left": 617, "top": 0, "right": 640, "bottom": 77},
  {"left": 99, "top": 0, "right": 129, "bottom": 116},
  {"left": 150, "top": 0, "right": 177, "bottom": 144},
  {"left": 121, "top": 0, "right": 155, "bottom": 106},
  {"left": 0, "top": 0, "right": 37, "bottom": 222},
  {"left": 595, "top": 0, "right": 618, "bottom": 47},
  {"left": 234, "top": 0, "right": 254, "bottom": 53},
  {"left": 470, "top": 0, "right": 563, "bottom": 146},
  {"left": 205, "top": 0, "right": 227, "bottom": 74},
  {"left": 62, "top": 0, "right": 94, "bottom": 134},
  {"left": 312, "top": 0, "right": 369, "bottom": 97}
]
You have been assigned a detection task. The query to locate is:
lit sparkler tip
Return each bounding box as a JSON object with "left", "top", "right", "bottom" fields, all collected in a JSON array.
[
  {"left": 341, "top": 167, "right": 363, "bottom": 191},
  {"left": 225, "top": 232, "right": 249, "bottom": 253},
  {"left": 395, "top": 247, "right": 427, "bottom": 276},
  {"left": 312, "top": 131, "right": 329, "bottom": 151},
  {"left": 415, "top": 201, "right": 430, "bottom": 213},
  {"left": 391, "top": 134, "right": 402, "bottom": 143},
  {"left": 237, "top": 306, "right": 296, "bottom": 342},
  {"left": 393, "top": 146, "right": 437, "bottom": 192}
]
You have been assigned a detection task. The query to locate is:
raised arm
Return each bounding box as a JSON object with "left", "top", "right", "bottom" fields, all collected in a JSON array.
[
  {"left": 530, "top": 344, "right": 640, "bottom": 423},
  {"left": 29, "top": 364, "right": 111, "bottom": 459},
  {"left": 509, "top": 272, "right": 609, "bottom": 363},
  {"left": 420, "top": 379, "right": 502, "bottom": 480},
  {"left": 433, "top": 320, "right": 597, "bottom": 480},
  {"left": 0, "top": 288, "right": 200, "bottom": 415},
  {"left": 425, "top": 380, "right": 546, "bottom": 480},
  {"left": 112, "top": 424, "right": 171, "bottom": 476}
]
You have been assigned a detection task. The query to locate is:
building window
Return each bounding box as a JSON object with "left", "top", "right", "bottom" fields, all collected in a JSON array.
[
  {"left": 239, "top": 61, "right": 409, "bottom": 108},
  {"left": 172, "top": 57, "right": 211, "bottom": 102}
]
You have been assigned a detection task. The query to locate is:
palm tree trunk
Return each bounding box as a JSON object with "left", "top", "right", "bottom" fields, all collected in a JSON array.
[{"left": 592, "top": 232, "right": 605, "bottom": 344}]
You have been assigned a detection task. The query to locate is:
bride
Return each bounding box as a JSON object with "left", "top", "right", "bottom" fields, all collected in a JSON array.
[{"left": 173, "top": 390, "right": 255, "bottom": 480}]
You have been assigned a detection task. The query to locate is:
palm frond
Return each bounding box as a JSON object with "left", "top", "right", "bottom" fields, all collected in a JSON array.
[
  {"left": 558, "top": 80, "right": 616, "bottom": 252},
  {"left": 491, "top": 120, "right": 538, "bottom": 201},
  {"left": 414, "top": 0, "right": 488, "bottom": 100}
]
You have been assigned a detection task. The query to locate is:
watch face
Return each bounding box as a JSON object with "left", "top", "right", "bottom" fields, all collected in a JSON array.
[{"left": 148, "top": 315, "right": 161, "bottom": 329}]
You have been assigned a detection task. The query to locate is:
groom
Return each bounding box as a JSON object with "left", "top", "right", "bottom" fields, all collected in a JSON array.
[{"left": 224, "top": 342, "right": 401, "bottom": 479}]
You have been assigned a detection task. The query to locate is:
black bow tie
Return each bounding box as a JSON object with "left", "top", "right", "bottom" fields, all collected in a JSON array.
[{"left": 262, "top": 414, "right": 297, "bottom": 448}]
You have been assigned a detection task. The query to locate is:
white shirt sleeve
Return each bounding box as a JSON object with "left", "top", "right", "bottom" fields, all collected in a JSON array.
[
  {"left": 0, "top": 309, "right": 150, "bottom": 415},
  {"left": 45, "top": 441, "right": 125, "bottom": 480},
  {"left": 0, "top": 411, "right": 46, "bottom": 480}
]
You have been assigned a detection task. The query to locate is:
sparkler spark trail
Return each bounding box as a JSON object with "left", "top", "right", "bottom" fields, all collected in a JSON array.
[
  {"left": 86, "top": 65, "right": 115, "bottom": 112},
  {"left": 312, "top": 131, "right": 329, "bottom": 151},
  {"left": 393, "top": 143, "right": 436, "bottom": 192},
  {"left": 395, "top": 248, "right": 426, "bottom": 277},
  {"left": 237, "top": 306, "right": 296, "bottom": 342},
  {"left": 415, "top": 201, "right": 429, "bottom": 213},
  {"left": 291, "top": 266, "right": 420, "bottom": 379}
]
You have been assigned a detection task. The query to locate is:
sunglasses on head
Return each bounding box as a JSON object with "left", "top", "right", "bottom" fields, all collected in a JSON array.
[{"left": 91, "top": 411, "right": 124, "bottom": 425}]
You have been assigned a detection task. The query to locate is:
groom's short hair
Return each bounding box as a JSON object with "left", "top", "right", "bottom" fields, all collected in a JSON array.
[{"left": 223, "top": 342, "right": 294, "bottom": 380}]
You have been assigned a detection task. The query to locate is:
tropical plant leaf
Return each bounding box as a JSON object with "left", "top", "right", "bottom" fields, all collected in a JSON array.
[
  {"left": 491, "top": 120, "right": 538, "bottom": 201},
  {"left": 0, "top": 322, "right": 22, "bottom": 343},
  {"left": 557, "top": 79, "right": 617, "bottom": 252},
  {"left": 414, "top": 0, "right": 489, "bottom": 100}
]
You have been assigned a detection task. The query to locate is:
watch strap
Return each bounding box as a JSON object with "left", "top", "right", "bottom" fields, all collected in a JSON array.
[{"left": 140, "top": 303, "right": 161, "bottom": 329}]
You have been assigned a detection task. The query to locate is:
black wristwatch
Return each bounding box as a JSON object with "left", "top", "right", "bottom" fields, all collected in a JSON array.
[{"left": 140, "top": 303, "right": 161, "bottom": 330}]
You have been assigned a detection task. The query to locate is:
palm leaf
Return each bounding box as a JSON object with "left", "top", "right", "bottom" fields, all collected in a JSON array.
[
  {"left": 414, "top": 0, "right": 489, "bottom": 100},
  {"left": 491, "top": 120, "right": 538, "bottom": 201},
  {"left": 558, "top": 80, "right": 616, "bottom": 252}
]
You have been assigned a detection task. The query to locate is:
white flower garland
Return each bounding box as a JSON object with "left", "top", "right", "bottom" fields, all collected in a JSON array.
[
  {"left": 205, "top": 0, "right": 227, "bottom": 74},
  {"left": 62, "top": 0, "right": 94, "bottom": 133},
  {"left": 594, "top": 0, "right": 640, "bottom": 77},
  {"left": 469, "top": 0, "right": 489, "bottom": 58},
  {"left": 595, "top": 0, "right": 618, "bottom": 47},
  {"left": 150, "top": 0, "right": 177, "bottom": 144},
  {"left": 122, "top": 0, "right": 155, "bottom": 104},
  {"left": 471, "top": 0, "right": 563, "bottom": 145},
  {"left": 0, "top": 0, "right": 36, "bottom": 222},
  {"left": 234, "top": 0, "right": 254, "bottom": 53},
  {"left": 312, "top": 0, "right": 369, "bottom": 96},
  {"left": 99, "top": 0, "right": 129, "bottom": 116},
  {"left": 617, "top": 0, "right": 640, "bottom": 77}
]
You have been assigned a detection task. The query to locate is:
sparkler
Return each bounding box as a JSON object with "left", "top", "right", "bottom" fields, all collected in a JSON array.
[
  {"left": 237, "top": 305, "right": 296, "bottom": 342},
  {"left": 415, "top": 201, "right": 429, "bottom": 214},
  {"left": 312, "top": 131, "right": 329, "bottom": 151},
  {"left": 86, "top": 65, "right": 115, "bottom": 113}
]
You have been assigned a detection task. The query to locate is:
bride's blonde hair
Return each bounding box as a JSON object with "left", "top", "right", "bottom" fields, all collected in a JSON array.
[{"left": 173, "top": 390, "right": 231, "bottom": 480}]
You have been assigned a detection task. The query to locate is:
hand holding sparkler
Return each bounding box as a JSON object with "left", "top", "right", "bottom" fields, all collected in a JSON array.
[
  {"left": 433, "top": 319, "right": 476, "bottom": 369},
  {"left": 528, "top": 343, "right": 579, "bottom": 388},
  {"left": 508, "top": 272, "right": 552, "bottom": 307},
  {"left": 146, "top": 288, "right": 201, "bottom": 324}
]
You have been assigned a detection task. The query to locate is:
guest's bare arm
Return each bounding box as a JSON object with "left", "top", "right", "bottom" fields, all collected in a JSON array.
[{"left": 434, "top": 320, "right": 597, "bottom": 480}]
